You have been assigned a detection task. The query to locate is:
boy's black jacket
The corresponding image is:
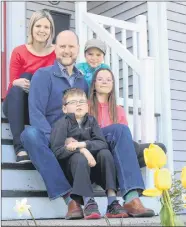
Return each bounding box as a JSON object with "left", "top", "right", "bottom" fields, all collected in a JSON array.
[{"left": 50, "top": 113, "right": 108, "bottom": 159}]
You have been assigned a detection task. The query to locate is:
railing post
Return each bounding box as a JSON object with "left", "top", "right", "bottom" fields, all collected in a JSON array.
[
  {"left": 140, "top": 57, "right": 156, "bottom": 188},
  {"left": 136, "top": 15, "right": 148, "bottom": 58},
  {"left": 75, "top": 2, "right": 87, "bottom": 63}
]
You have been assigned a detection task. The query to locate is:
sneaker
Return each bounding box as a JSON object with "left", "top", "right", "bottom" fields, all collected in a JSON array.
[
  {"left": 16, "top": 154, "right": 31, "bottom": 163},
  {"left": 84, "top": 199, "right": 101, "bottom": 219},
  {"left": 106, "top": 200, "right": 129, "bottom": 218}
]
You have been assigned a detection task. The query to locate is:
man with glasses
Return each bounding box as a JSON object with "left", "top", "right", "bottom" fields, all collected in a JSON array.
[{"left": 20, "top": 30, "right": 88, "bottom": 220}]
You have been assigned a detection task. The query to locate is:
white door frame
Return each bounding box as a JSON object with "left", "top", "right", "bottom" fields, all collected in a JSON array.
[{"left": 6, "top": 2, "right": 26, "bottom": 88}]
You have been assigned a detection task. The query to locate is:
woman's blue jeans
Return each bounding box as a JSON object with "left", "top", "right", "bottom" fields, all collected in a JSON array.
[
  {"left": 20, "top": 126, "right": 72, "bottom": 200},
  {"left": 101, "top": 124, "right": 145, "bottom": 196}
]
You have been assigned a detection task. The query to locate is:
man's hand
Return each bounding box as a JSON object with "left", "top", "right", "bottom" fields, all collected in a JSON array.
[{"left": 80, "top": 148, "right": 96, "bottom": 167}]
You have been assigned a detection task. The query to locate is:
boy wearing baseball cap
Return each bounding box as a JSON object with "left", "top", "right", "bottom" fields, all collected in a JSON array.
[{"left": 76, "top": 39, "right": 110, "bottom": 88}]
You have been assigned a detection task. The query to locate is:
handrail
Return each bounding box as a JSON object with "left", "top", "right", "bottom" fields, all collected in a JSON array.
[
  {"left": 83, "top": 13, "right": 142, "bottom": 76},
  {"left": 87, "top": 13, "right": 142, "bottom": 32}
]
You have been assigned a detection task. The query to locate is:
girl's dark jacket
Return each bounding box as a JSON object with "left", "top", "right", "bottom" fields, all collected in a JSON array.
[{"left": 50, "top": 113, "right": 109, "bottom": 160}]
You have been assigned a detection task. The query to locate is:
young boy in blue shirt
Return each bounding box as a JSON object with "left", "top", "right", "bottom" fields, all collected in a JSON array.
[{"left": 76, "top": 39, "right": 109, "bottom": 88}]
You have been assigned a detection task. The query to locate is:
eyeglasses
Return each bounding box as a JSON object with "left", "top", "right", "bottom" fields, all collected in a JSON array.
[
  {"left": 64, "top": 100, "right": 87, "bottom": 106},
  {"left": 96, "top": 78, "right": 113, "bottom": 83}
]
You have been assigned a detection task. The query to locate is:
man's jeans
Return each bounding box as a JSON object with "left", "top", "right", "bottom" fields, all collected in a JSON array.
[
  {"left": 101, "top": 124, "right": 145, "bottom": 196},
  {"left": 21, "top": 126, "right": 71, "bottom": 200}
]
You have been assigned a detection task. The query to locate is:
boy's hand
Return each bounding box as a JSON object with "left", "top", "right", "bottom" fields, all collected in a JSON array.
[
  {"left": 65, "top": 137, "right": 78, "bottom": 145},
  {"left": 66, "top": 141, "right": 80, "bottom": 151},
  {"left": 80, "top": 148, "right": 96, "bottom": 167}
]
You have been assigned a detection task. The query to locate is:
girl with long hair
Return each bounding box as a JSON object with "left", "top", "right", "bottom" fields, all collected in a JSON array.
[{"left": 89, "top": 68, "right": 155, "bottom": 217}]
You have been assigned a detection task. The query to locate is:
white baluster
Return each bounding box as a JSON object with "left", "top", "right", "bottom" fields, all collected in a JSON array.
[
  {"left": 110, "top": 26, "right": 119, "bottom": 102},
  {"left": 104, "top": 27, "right": 110, "bottom": 66},
  {"left": 121, "top": 29, "right": 129, "bottom": 120},
  {"left": 132, "top": 31, "right": 140, "bottom": 142}
]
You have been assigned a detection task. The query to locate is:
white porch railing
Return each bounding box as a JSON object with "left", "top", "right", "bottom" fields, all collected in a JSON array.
[{"left": 75, "top": 2, "right": 156, "bottom": 188}]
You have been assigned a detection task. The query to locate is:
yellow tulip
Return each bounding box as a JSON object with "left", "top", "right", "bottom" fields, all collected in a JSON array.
[
  {"left": 144, "top": 144, "right": 167, "bottom": 169},
  {"left": 154, "top": 168, "right": 172, "bottom": 190},
  {"left": 142, "top": 188, "right": 162, "bottom": 197},
  {"left": 181, "top": 167, "right": 186, "bottom": 188}
]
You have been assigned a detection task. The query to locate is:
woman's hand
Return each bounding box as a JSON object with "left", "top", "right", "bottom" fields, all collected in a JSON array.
[{"left": 13, "top": 78, "right": 30, "bottom": 93}]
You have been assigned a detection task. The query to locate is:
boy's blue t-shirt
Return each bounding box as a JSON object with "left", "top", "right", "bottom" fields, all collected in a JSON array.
[{"left": 76, "top": 62, "right": 110, "bottom": 88}]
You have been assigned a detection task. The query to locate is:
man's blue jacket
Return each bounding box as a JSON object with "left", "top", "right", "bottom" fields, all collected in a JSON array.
[{"left": 28, "top": 60, "right": 89, "bottom": 141}]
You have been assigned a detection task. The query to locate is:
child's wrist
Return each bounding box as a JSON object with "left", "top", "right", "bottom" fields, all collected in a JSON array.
[
  {"left": 79, "top": 148, "right": 86, "bottom": 154},
  {"left": 78, "top": 142, "right": 86, "bottom": 148}
]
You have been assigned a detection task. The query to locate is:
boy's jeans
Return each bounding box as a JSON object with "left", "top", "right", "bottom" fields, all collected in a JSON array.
[
  {"left": 21, "top": 126, "right": 71, "bottom": 199},
  {"left": 101, "top": 124, "right": 145, "bottom": 196}
]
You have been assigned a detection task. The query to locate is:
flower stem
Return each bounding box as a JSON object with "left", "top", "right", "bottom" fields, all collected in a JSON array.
[
  {"left": 164, "top": 190, "right": 175, "bottom": 226},
  {"left": 28, "top": 209, "right": 37, "bottom": 227}
]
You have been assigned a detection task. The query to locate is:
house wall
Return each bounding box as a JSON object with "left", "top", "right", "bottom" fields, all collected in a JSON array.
[
  {"left": 167, "top": 1, "right": 186, "bottom": 173},
  {"left": 26, "top": 1, "right": 75, "bottom": 34}
]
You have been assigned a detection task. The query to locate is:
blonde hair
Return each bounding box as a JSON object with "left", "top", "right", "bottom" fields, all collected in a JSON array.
[{"left": 27, "top": 10, "right": 55, "bottom": 47}]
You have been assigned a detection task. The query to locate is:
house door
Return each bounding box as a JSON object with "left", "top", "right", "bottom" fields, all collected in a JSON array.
[{"left": 49, "top": 10, "right": 70, "bottom": 43}]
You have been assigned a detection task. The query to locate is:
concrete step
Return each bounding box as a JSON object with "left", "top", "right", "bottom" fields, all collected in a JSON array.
[
  {"left": 2, "top": 122, "right": 13, "bottom": 140},
  {"left": 2, "top": 161, "right": 107, "bottom": 194},
  {"left": 2, "top": 196, "right": 161, "bottom": 221},
  {"left": 1, "top": 216, "right": 166, "bottom": 226},
  {"left": 2, "top": 145, "right": 16, "bottom": 162},
  {"left": 1, "top": 112, "right": 161, "bottom": 221}
]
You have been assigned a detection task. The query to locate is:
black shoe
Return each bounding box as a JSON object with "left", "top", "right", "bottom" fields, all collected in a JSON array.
[
  {"left": 16, "top": 154, "right": 31, "bottom": 163},
  {"left": 84, "top": 199, "right": 101, "bottom": 219},
  {"left": 106, "top": 200, "right": 129, "bottom": 218}
]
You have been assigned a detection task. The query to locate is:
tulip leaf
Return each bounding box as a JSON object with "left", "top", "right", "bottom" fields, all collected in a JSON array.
[{"left": 160, "top": 203, "right": 174, "bottom": 227}]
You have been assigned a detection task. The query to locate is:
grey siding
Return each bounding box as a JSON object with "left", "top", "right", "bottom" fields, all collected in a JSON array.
[
  {"left": 167, "top": 1, "right": 186, "bottom": 173},
  {"left": 26, "top": 1, "right": 75, "bottom": 33},
  {"left": 88, "top": 1, "right": 148, "bottom": 98}
]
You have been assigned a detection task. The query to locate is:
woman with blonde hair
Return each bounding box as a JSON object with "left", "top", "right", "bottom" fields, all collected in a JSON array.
[{"left": 3, "top": 9, "right": 56, "bottom": 162}]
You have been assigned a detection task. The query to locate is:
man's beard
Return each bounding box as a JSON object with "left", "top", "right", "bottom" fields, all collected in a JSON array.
[{"left": 58, "top": 57, "right": 76, "bottom": 66}]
